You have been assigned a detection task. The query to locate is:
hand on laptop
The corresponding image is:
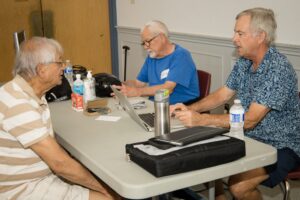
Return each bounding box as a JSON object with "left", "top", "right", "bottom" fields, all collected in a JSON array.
[
  {"left": 170, "top": 103, "right": 186, "bottom": 117},
  {"left": 113, "top": 84, "right": 141, "bottom": 97},
  {"left": 170, "top": 103, "right": 208, "bottom": 127}
]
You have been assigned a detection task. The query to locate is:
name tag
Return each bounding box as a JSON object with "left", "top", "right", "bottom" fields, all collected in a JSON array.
[{"left": 160, "top": 69, "right": 169, "bottom": 79}]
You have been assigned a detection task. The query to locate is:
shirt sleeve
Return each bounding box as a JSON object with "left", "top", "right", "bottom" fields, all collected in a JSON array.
[
  {"left": 255, "top": 61, "right": 296, "bottom": 111},
  {"left": 225, "top": 58, "right": 248, "bottom": 91},
  {"left": 166, "top": 50, "right": 196, "bottom": 88},
  {"left": 3, "top": 102, "right": 50, "bottom": 148},
  {"left": 137, "top": 57, "right": 150, "bottom": 83}
]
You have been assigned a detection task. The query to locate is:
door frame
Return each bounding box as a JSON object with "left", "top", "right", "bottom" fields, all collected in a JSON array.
[{"left": 108, "top": 0, "right": 119, "bottom": 78}]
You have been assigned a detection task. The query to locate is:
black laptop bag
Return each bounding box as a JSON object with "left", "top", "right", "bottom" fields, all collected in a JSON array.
[{"left": 126, "top": 136, "right": 245, "bottom": 177}]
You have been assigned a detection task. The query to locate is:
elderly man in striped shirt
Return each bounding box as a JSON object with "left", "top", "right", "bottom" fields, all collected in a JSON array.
[{"left": 0, "top": 37, "right": 116, "bottom": 200}]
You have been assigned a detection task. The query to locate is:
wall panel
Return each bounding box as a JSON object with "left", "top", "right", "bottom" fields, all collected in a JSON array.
[{"left": 117, "top": 26, "right": 300, "bottom": 112}]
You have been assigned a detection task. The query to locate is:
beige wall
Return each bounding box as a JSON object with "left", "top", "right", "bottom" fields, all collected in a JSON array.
[{"left": 116, "top": 0, "right": 300, "bottom": 46}]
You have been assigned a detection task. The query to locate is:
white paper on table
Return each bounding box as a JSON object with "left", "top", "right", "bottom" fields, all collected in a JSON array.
[
  {"left": 95, "top": 115, "right": 121, "bottom": 122},
  {"left": 134, "top": 136, "right": 230, "bottom": 156}
]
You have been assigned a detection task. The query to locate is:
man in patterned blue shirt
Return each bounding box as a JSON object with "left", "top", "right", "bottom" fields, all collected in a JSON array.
[{"left": 171, "top": 8, "right": 300, "bottom": 200}]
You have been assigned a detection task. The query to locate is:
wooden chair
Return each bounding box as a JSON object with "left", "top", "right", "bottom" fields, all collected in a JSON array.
[
  {"left": 13, "top": 30, "right": 26, "bottom": 53},
  {"left": 281, "top": 92, "right": 300, "bottom": 200},
  {"left": 197, "top": 69, "right": 211, "bottom": 100}
]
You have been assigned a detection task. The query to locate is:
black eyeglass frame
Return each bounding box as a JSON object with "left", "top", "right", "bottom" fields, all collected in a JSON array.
[{"left": 141, "top": 34, "right": 160, "bottom": 47}]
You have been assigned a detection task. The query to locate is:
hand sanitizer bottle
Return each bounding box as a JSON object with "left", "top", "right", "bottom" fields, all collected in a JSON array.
[{"left": 83, "top": 70, "right": 96, "bottom": 103}]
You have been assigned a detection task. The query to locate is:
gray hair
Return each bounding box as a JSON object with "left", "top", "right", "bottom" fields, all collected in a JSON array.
[
  {"left": 236, "top": 7, "right": 277, "bottom": 46},
  {"left": 13, "top": 36, "right": 63, "bottom": 79},
  {"left": 141, "top": 20, "right": 169, "bottom": 37}
]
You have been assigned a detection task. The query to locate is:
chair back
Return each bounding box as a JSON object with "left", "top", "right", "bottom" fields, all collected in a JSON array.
[
  {"left": 197, "top": 69, "right": 211, "bottom": 100},
  {"left": 13, "top": 30, "right": 26, "bottom": 53}
]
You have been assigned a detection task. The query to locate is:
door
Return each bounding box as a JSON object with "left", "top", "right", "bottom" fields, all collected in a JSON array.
[
  {"left": 42, "top": 0, "right": 112, "bottom": 74},
  {"left": 0, "top": 0, "right": 40, "bottom": 83},
  {"left": 0, "top": 0, "right": 111, "bottom": 83}
]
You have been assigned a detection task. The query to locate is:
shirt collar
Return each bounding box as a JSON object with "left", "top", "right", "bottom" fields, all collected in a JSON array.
[
  {"left": 14, "top": 75, "right": 47, "bottom": 106},
  {"left": 253, "top": 47, "right": 275, "bottom": 74}
]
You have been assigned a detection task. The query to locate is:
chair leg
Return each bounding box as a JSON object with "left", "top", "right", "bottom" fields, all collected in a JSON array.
[{"left": 282, "top": 180, "right": 290, "bottom": 200}]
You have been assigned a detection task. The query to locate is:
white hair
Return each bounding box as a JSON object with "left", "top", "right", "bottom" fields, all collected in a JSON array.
[
  {"left": 13, "top": 37, "right": 63, "bottom": 79},
  {"left": 141, "top": 20, "right": 169, "bottom": 37},
  {"left": 236, "top": 7, "right": 277, "bottom": 46}
]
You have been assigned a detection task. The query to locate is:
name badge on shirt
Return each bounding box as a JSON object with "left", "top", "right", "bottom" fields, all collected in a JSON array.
[{"left": 160, "top": 69, "right": 169, "bottom": 80}]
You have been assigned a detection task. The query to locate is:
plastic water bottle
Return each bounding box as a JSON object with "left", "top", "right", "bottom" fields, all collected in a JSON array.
[
  {"left": 83, "top": 70, "right": 96, "bottom": 103},
  {"left": 73, "top": 74, "right": 84, "bottom": 95},
  {"left": 229, "top": 99, "right": 245, "bottom": 140},
  {"left": 154, "top": 89, "right": 170, "bottom": 136},
  {"left": 64, "top": 60, "right": 73, "bottom": 88},
  {"left": 72, "top": 74, "right": 84, "bottom": 111}
]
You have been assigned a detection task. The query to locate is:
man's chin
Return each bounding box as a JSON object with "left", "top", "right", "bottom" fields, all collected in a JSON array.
[
  {"left": 234, "top": 49, "right": 242, "bottom": 57},
  {"left": 56, "top": 79, "right": 63, "bottom": 86},
  {"left": 148, "top": 52, "right": 157, "bottom": 58}
]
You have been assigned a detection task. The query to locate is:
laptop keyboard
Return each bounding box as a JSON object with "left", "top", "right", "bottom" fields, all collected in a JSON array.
[{"left": 138, "top": 113, "right": 155, "bottom": 127}]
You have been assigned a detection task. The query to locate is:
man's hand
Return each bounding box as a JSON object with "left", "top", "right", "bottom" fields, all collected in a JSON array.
[
  {"left": 170, "top": 103, "right": 205, "bottom": 127},
  {"left": 114, "top": 84, "right": 141, "bottom": 97},
  {"left": 170, "top": 103, "right": 187, "bottom": 116},
  {"left": 174, "top": 109, "right": 208, "bottom": 127}
]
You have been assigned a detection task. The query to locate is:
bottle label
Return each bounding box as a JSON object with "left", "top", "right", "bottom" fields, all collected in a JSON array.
[
  {"left": 230, "top": 113, "right": 244, "bottom": 123},
  {"left": 71, "top": 93, "right": 84, "bottom": 111},
  {"left": 74, "top": 84, "right": 84, "bottom": 95},
  {"left": 83, "top": 80, "right": 96, "bottom": 102},
  {"left": 64, "top": 66, "right": 73, "bottom": 74}
]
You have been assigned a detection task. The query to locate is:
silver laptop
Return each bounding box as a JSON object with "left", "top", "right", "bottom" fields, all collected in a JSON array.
[{"left": 111, "top": 86, "right": 184, "bottom": 132}]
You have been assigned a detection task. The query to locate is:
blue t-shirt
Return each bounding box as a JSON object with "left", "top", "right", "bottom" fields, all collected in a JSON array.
[
  {"left": 137, "top": 44, "right": 199, "bottom": 105},
  {"left": 226, "top": 47, "right": 300, "bottom": 156}
]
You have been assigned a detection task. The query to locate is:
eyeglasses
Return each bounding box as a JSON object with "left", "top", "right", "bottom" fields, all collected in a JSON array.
[
  {"left": 141, "top": 34, "right": 159, "bottom": 47},
  {"left": 43, "top": 61, "right": 66, "bottom": 68}
]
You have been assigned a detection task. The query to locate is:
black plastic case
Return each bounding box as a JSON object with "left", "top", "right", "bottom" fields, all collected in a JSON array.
[{"left": 126, "top": 136, "right": 245, "bottom": 177}]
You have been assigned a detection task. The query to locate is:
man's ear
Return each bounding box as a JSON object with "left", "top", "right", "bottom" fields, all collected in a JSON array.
[
  {"left": 257, "top": 31, "right": 267, "bottom": 44},
  {"left": 36, "top": 64, "right": 46, "bottom": 77}
]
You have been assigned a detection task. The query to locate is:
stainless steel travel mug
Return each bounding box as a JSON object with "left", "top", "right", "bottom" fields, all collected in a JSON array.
[{"left": 154, "top": 89, "right": 170, "bottom": 136}]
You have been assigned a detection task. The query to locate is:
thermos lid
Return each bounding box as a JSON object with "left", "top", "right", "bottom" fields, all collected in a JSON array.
[{"left": 154, "top": 89, "right": 169, "bottom": 102}]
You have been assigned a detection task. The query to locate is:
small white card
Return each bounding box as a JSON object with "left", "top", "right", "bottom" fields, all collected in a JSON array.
[
  {"left": 160, "top": 69, "right": 169, "bottom": 79},
  {"left": 95, "top": 116, "right": 121, "bottom": 122}
]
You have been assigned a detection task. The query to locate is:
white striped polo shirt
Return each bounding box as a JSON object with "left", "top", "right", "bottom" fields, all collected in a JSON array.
[{"left": 0, "top": 75, "right": 53, "bottom": 198}]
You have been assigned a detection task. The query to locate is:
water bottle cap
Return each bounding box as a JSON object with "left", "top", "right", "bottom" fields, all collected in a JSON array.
[
  {"left": 154, "top": 89, "right": 169, "bottom": 101},
  {"left": 234, "top": 99, "right": 241, "bottom": 104},
  {"left": 76, "top": 74, "right": 81, "bottom": 79}
]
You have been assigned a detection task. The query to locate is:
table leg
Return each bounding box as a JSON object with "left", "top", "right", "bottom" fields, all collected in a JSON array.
[
  {"left": 152, "top": 193, "right": 172, "bottom": 200},
  {"left": 208, "top": 181, "right": 215, "bottom": 200}
]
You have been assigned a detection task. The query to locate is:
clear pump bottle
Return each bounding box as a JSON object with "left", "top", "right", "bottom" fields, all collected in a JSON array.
[{"left": 83, "top": 70, "right": 96, "bottom": 103}]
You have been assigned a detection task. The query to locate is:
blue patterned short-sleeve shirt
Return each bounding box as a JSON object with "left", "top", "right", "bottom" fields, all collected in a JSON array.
[{"left": 226, "top": 47, "right": 300, "bottom": 156}]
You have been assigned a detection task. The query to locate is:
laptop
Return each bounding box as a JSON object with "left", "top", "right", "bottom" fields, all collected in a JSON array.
[{"left": 111, "top": 86, "right": 183, "bottom": 132}]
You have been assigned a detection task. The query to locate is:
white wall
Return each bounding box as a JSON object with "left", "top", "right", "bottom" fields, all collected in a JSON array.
[{"left": 116, "top": 0, "right": 300, "bottom": 46}]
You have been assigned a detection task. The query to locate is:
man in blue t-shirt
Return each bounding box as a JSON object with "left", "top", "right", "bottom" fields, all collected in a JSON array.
[
  {"left": 171, "top": 8, "right": 300, "bottom": 200},
  {"left": 115, "top": 20, "right": 199, "bottom": 105}
]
